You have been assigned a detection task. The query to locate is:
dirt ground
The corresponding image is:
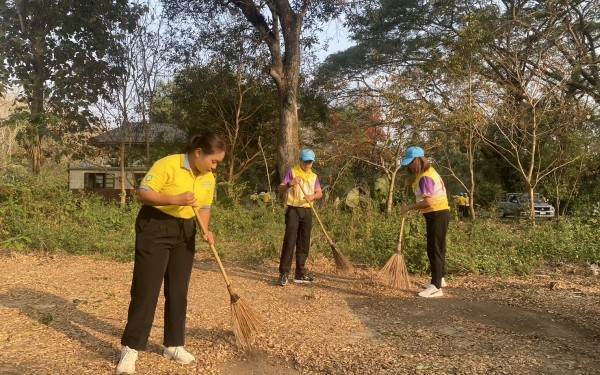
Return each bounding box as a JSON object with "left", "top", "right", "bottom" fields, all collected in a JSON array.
[{"left": 0, "top": 250, "right": 598, "bottom": 375}]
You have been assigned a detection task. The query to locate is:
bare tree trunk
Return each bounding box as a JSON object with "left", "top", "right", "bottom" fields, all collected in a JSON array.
[
  {"left": 554, "top": 181, "right": 561, "bottom": 218},
  {"left": 277, "top": 87, "right": 299, "bottom": 178},
  {"left": 119, "top": 86, "right": 129, "bottom": 208},
  {"left": 258, "top": 136, "right": 274, "bottom": 211},
  {"left": 231, "top": 0, "right": 305, "bottom": 179},
  {"left": 528, "top": 185, "right": 535, "bottom": 224},
  {"left": 272, "top": 31, "right": 300, "bottom": 178},
  {"left": 30, "top": 34, "right": 46, "bottom": 175},
  {"left": 467, "top": 131, "right": 476, "bottom": 220},
  {"left": 386, "top": 169, "right": 397, "bottom": 214},
  {"left": 120, "top": 142, "right": 127, "bottom": 207}
]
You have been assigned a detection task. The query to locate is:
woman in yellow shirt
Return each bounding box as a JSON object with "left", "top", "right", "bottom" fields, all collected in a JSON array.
[
  {"left": 401, "top": 147, "right": 451, "bottom": 298},
  {"left": 116, "top": 132, "right": 226, "bottom": 375}
]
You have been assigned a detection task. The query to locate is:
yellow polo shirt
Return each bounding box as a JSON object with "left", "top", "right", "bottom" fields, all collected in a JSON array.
[
  {"left": 411, "top": 167, "right": 450, "bottom": 213},
  {"left": 139, "top": 154, "right": 215, "bottom": 219}
]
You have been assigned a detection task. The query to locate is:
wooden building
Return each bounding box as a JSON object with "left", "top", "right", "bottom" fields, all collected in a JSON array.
[{"left": 68, "top": 122, "right": 187, "bottom": 201}]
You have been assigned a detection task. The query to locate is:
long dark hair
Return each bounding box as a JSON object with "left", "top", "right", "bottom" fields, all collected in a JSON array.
[
  {"left": 185, "top": 132, "right": 226, "bottom": 155},
  {"left": 407, "top": 157, "right": 431, "bottom": 175}
]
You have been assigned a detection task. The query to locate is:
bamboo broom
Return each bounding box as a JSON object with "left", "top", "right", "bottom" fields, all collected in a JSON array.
[
  {"left": 379, "top": 216, "right": 411, "bottom": 289},
  {"left": 192, "top": 207, "right": 261, "bottom": 348},
  {"left": 296, "top": 183, "right": 354, "bottom": 273}
]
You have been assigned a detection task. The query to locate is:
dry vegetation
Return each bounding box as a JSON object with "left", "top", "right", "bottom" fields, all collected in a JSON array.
[{"left": 0, "top": 250, "right": 598, "bottom": 375}]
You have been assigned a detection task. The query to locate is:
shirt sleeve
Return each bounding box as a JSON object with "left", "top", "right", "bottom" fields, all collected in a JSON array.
[
  {"left": 419, "top": 176, "right": 435, "bottom": 197},
  {"left": 139, "top": 159, "right": 168, "bottom": 192},
  {"left": 198, "top": 177, "right": 215, "bottom": 210},
  {"left": 314, "top": 177, "right": 321, "bottom": 191},
  {"left": 280, "top": 169, "right": 294, "bottom": 185}
]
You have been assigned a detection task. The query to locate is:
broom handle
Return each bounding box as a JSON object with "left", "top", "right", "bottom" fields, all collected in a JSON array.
[
  {"left": 396, "top": 216, "right": 405, "bottom": 253},
  {"left": 296, "top": 183, "right": 335, "bottom": 246},
  {"left": 192, "top": 206, "right": 232, "bottom": 287}
]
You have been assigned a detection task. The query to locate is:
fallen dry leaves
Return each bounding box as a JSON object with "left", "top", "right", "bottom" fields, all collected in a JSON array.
[{"left": 0, "top": 251, "right": 598, "bottom": 375}]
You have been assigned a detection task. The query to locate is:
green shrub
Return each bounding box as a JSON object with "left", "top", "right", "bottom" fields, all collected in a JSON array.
[
  {"left": 2, "top": 161, "right": 599, "bottom": 276},
  {"left": 0, "top": 162, "right": 137, "bottom": 260}
]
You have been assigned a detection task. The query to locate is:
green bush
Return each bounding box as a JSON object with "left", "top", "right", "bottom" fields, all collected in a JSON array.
[
  {"left": 0, "top": 162, "right": 137, "bottom": 260},
  {"left": 2, "top": 161, "right": 598, "bottom": 276}
]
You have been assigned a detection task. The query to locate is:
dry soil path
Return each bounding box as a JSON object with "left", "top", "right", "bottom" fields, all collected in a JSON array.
[{"left": 0, "top": 251, "right": 598, "bottom": 375}]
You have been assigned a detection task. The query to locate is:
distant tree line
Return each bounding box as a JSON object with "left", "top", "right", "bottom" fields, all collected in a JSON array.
[{"left": 1, "top": 0, "right": 598, "bottom": 218}]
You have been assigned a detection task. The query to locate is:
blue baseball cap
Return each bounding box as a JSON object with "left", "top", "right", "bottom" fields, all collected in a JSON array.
[
  {"left": 401, "top": 146, "right": 425, "bottom": 166},
  {"left": 300, "top": 149, "right": 316, "bottom": 162}
]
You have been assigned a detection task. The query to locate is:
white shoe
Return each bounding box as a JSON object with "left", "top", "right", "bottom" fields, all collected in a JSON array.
[
  {"left": 163, "top": 346, "right": 196, "bottom": 365},
  {"left": 116, "top": 346, "right": 138, "bottom": 374},
  {"left": 418, "top": 285, "right": 443, "bottom": 298},
  {"left": 421, "top": 277, "right": 447, "bottom": 289}
]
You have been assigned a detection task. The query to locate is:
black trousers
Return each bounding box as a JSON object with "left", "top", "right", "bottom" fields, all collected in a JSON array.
[
  {"left": 121, "top": 205, "right": 196, "bottom": 350},
  {"left": 423, "top": 209, "right": 451, "bottom": 289},
  {"left": 279, "top": 206, "right": 313, "bottom": 277}
]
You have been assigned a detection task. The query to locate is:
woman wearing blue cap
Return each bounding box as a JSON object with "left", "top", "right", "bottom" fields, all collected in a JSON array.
[
  {"left": 400, "top": 146, "right": 451, "bottom": 298},
  {"left": 276, "top": 149, "right": 323, "bottom": 286}
]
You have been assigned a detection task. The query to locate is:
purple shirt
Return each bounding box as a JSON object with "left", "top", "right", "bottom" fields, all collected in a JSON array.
[
  {"left": 281, "top": 169, "right": 321, "bottom": 190},
  {"left": 419, "top": 176, "right": 435, "bottom": 196}
]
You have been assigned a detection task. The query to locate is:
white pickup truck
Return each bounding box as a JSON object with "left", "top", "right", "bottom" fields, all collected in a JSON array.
[{"left": 498, "top": 193, "right": 555, "bottom": 218}]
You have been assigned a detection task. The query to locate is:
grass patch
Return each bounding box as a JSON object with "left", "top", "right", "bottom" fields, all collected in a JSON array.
[{"left": 1, "top": 162, "right": 598, "bottom": 276}]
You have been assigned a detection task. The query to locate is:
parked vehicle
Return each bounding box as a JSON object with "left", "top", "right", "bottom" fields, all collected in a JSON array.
[{"left": 498, "top": 193, "right": 555, "bottom": 219}]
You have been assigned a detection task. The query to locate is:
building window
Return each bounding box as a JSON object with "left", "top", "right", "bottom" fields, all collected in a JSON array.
[{"left": 85, "top": 173, "right": 115, "bottom": 189}]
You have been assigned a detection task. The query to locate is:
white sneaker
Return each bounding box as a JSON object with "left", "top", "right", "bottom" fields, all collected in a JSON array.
[
  {"left": 418, "top": 285, "right": 443, "bottom": 298},
  {"left": 116, "top": 346, "right": 138, "bottom": 374},
  {"left": 163, "top": 346, "right": 196, "bottom": 365},
  {"left": 421, "top": 277, "right": 447, "bottom": 289}
]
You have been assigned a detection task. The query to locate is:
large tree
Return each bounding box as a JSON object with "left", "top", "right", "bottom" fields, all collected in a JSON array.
[
  {"left": 537, "top": 1, "right": 600, "bottom": 105},
  {"left": 166, "top": 62, "right": 280, "bottom": 195},
  {"left": 163, "top": 0, "right": 341, "bottom": 178},
  {"left": 0, "top": 0, "right": 142, "bottom": 173},
  {"left": 319, "top": 0, "right": 598, "bottom": 210}
]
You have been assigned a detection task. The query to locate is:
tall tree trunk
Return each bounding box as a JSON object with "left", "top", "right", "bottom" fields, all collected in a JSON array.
[
  {"left": 277, "top": 85, "right": 299, "bottom": 178},
  {"left": 120, "top": 85, "right": 129, "bottom": 208},
  {"left": 120, "top": 142, "right": 127, "bottom": 207},
  {"left": 467, "top": 130, "right": 476, "bottom": 220},
  {"left": 29, "top": 32, "right": 45, "bottom": 175},
  {"left": 528, "top": 186, "right": 535, "bottom": 224},
  {"left": 272, "top": 31, "right": 300, "bottom": 179},
  {"left": 228, "top": 0, "right": 307, "bottom": 178},
  {"left": 386, "top": 170, "right": 397, "bottom": 214}
]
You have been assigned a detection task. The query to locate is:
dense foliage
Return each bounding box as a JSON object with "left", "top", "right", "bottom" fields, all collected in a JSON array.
[
  {"left": 1, "top": 0, "right": 599, "bottom": 275},
  {"left": 1, "top": 162, "right": 597, "bottom": 276},
  {"left": 0, "top": 0, "right": 144, "bottom": 173}
]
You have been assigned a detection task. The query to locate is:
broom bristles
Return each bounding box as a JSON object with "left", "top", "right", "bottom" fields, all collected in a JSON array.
[
  {"left": 380, "top": 252, "right": 411, "bottom": 289},
  {"left": 229, "top": 291, "right": 261, "bottom": 349},
  {"left": 331, "top": 243, "right": 354, "bottom": 273}
]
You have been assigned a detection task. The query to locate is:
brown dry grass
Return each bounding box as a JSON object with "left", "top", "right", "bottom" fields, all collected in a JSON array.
[{"left": 0, "top": 250, "right": 598, "bottom": 375}]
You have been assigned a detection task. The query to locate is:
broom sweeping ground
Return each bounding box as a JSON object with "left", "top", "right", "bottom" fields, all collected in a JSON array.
[
  {"left": 193, "top": 207, "right": 261, "bottom": 348},
  {"left": 297, "top": 184, "right": 354, "bottom": 273},
  {"left": 380, "top": 216, "right": 411, "bottom": 289}
]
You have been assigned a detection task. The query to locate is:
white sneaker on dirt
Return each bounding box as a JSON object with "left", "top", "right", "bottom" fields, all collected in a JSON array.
[
  {"left": 163, "top": 346, "right": 196, "bottom": 365},
  {"left": 116, "top": 346, "right": 138, "bottom": 375},
  {"left": 418, "top": 285, "right": 443, "bottom": 298},
  {"left": 421, "top": 277, "right": 447, "bottom": 289}
]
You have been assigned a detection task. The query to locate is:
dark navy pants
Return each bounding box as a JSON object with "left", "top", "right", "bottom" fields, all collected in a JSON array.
[
  {"left": 423, "top": 209, "right": 451, "bottom": 289},
  {"left": 121, "top": 205, "right": 196, "bottom": 350},
  {"left": 279, "top": 206, "right": 313, "bottom": 277}
]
